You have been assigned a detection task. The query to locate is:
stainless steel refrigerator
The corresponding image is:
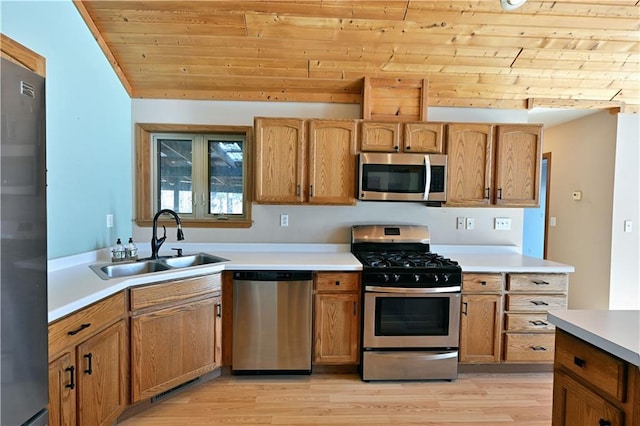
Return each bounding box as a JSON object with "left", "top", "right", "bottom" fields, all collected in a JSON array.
[{"left": 1, "top": 57, "right": 49, "bottom": 425}]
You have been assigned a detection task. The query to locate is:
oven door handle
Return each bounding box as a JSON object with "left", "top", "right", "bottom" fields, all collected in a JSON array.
[
  {"left": 365, "top": 285, "right": 461, "bottom": 294},
  {"left": 368, "top": 351, "right": 459, "bottom": 361}
]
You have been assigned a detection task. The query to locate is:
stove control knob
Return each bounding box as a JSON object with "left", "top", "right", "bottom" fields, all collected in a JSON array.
[
  {"left": 412, "top": 274, "right": 421, "bottom": 283},
  {"left": 432, "top": 274, "right": 439, "bottom": 282},
  {"left": 379, "top": 273, "right": 390, "bottom": 283},
  {"left": 392, "top": 273, "right": 401, "bottom": 283},
  {"left": 443, "top": 274, "right": 450, "bottom": 282}
]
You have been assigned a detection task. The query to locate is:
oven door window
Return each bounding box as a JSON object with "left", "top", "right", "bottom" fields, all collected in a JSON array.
[
  {"left": 375, "top": 296, "right": 450, "bottom": 336},
  {"left": 361, "top": 164, "right": 426, "bottom": 194}
]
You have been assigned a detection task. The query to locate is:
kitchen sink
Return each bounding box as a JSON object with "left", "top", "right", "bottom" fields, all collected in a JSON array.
[
  {"left": 90, "top": 252, "right": 228, "bottom": 280},
  {"left": 159, "top": 253, "right": 227, "bottom": 269}
]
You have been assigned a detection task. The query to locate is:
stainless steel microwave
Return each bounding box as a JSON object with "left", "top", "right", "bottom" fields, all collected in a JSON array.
[{"left": 358, "top": 152, "right": 447, "bottom": 202}]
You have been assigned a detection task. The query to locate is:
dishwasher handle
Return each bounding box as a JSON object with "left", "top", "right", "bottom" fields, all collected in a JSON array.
[{"left": 233, "top": 271, "right": 313, "bottom": 281}]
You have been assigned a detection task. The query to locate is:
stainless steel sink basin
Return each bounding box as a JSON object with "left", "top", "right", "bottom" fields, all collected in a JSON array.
[
  {"left": 90, "top": 260, "right": 171, "bottom": 280},
  {"left": 90, "top": 252, "right": 228, "bottom": 280},
  {"left": 159, "top": 253, "right": 227, "bottom": 269}
]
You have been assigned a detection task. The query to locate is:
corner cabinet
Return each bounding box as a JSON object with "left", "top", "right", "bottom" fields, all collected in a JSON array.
[
  {"left": 129, "top": 274, "right": 222, "bottom": 403},
  {"left": 360, "top": 121, "right": 444, "bottom": 153},
  {"left": 254, "top": 117, "right": 357, "bottom": 205},
  {"left": 48, "top": 292, "right": 128, "bottom": 426},
  {"left": 313, "top": 272, "right": 361, "bottom": 365},
  {"left": 552, "top": 329, "right": 639, "bottom": 426},
  {"left": 446, "top": 123, "right": 542, "bottom": 207}
]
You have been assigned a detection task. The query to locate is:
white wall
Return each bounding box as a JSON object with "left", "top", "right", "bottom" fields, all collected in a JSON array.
[
  {"left": 543, "top": 111, "right": 617, "bottom": 309},
  {"left": 609, "top": 114, "right": 640, "bottom": 309},
  {"left": 131, "top": 100, "right": 527, "bottom": 248}
]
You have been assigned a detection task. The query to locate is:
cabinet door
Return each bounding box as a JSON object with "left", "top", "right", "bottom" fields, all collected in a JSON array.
[
  {"left": 403, "top": 122, "right": 444, "bottom": 153},
  {"left": 48, "top": 352, "right": 77, "bottom": 426},
  {"left": 76, "top": 319, "right": 127, "bottom": 426},
  {"left": 213, "top": 296, "right": 223, "bottom": 368},
  {"left": 459, "top": 294, "right": 502, "bottom": 363},
  {"left": 360, "top": 121, "right": 401, "bottom": 151},
  {"left": 446, "top": 124, "right": 494, "bottom": 206},
  {"left": 313, "top": 293, "right": 360, "bottom": 364},
  {"left": 131, "top": 297, "right": 218, "bottom": 402},
  {"left": 254, "top": 117, "right": 306, "bottom": 203},
  {"left": 552, "top": 370, "right": 624, "bottom": 426},
  {"left": 308, "top": 120, "right": 357, "bottom": 205},
  {"left": 494, "top": 125, "right": 542, "bottom": 207}
]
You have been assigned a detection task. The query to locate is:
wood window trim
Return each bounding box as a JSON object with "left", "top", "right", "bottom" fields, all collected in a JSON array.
[{"left": 135, "top": 123, "right": 254, "bottom": 228}]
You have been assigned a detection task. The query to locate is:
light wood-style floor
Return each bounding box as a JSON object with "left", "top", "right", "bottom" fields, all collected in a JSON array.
[{"left": 119, "top": 373, "right": 553, "bottom": 425}]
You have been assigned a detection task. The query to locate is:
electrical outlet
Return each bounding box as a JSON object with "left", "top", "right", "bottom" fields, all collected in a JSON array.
[
  {"left": 465, "top": 217, "right": 475, "bottom": 230},
  {"left": 494, "top": 217, "right": 511, "bottom": 230},
  {"left": 106, "top": 213, "right": 114, "bottom": 229},
  {"left": 280, "top": 214, "right": 289, "bottom": 227},
  {"left": 624, "top": 220, "right": 632, "bottom": 233},
  {"left": 457, "top": 217, "right": 465, "bottom": 230}
]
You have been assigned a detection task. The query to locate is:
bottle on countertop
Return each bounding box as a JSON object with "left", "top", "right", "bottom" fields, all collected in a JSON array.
[
  {"left": 126, "top": 237, "right": 138, "bottom": 261},
  {"left": 112, "top": 238, "right": 126, "bottom": 262}
]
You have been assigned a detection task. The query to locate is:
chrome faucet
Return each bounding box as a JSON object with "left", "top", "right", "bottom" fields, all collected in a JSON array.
[{"left": 151, "top": 209, "right": 184, "bottom": 259}]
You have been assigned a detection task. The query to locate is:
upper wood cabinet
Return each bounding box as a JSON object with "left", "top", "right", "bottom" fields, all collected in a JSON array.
[
  {"left": 255, "top": 117, "right": 357, "bottom": 205},
  {"left": 360, "top": 121, "right": 444, "bottom": 153},
  {"left": 254, "top": 117, "right": 306, "bottom": 203},
  {"left": 446, "top": 123, "right": 542, "bottom": 207},
  {"left": 308, "top": 119, "right": 358, "bottom": 205}
]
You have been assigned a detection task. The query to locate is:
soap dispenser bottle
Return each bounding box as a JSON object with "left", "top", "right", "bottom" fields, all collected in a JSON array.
[
  {"left": 126, "top": 237, "right": 138, "bottom": 261},
  {"left": 112, "top": 238, "right": 126, "bottom": 262}
]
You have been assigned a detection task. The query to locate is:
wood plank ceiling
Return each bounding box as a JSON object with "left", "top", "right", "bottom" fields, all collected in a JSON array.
[{"left": 74, "top": 0, "right": 640, "bottom": 113}]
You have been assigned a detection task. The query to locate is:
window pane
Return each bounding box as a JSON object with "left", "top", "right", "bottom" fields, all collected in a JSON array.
[
  {"left": 209, "top": 140, "right": 243, "bottom": 215},
  {"left": 157, "top": 138, "right": 193, "bottom": 214}
]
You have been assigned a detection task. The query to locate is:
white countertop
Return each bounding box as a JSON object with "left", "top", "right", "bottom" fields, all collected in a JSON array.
[
  {"left": 48, "top": 243, "right": 573, "bottom": 323},
  {"left": 547, "top": 310, "right": 640, "bottom": 366}
]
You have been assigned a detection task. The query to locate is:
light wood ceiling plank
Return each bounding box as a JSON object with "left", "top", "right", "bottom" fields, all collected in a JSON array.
[{"left": 132, "top": 87, "right": 361, "bottom": 103}]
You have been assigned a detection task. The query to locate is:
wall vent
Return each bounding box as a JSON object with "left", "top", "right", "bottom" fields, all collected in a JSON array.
[
  {"left": 20, "top": 81, "right": 35, "bottom": 98},
  {"left": 150, "top": 377, "right": 201, "bottom": 403}
]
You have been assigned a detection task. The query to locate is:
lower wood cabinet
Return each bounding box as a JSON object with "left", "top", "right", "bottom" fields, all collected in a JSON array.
[
  {"left": 129, "top": 274, "right": 222, "bottom": 403},
  {"left": 48, "top": 292, "right": 128, "bottom": 426},
  {"left": 313, "top": 272, "right": 360, "bottom": 365},
  {"left": 459, "top": 274, "right": 504, "bottom": 363},
  {"left": 552, "top": 329, "right": 638, "bottom": 426}
]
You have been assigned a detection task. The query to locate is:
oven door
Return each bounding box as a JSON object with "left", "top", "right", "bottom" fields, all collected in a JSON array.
[{"left": 363, "top": 288, "right": 460, "bottom": 349}]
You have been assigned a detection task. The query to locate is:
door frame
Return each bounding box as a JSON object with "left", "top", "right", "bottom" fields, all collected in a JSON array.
[{"left": 543, "top": 152, "right": 551, "bottom": 259}]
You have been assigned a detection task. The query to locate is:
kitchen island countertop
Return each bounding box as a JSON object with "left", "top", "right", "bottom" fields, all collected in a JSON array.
[{"left": 547, "top": 309, "right": 640, "bottom": 366}]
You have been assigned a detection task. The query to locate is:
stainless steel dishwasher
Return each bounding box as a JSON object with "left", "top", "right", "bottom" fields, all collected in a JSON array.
[{"left": 232, "top": 271, "right": 313, "bottom": 374}]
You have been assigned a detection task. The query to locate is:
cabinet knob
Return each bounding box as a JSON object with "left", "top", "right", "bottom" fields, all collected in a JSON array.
[
  {"left": 598, "top": 420, "right": 612, "bottom": 426},
  {"left": 394, "top": 145, "right": 400, "bottom": 152},
  {"left": 405, "top": 146, "right": 411, "bottom": 151},
  {"left": 335, "top": 281, "right": 340, "bottom": 286},
  {"left": 573, "top": 356, "right": 586, "bottom": 368}
]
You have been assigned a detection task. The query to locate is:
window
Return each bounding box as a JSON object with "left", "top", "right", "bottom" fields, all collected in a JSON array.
[{"left": 136, "top": 124, "right": 253, "bottom": 228}]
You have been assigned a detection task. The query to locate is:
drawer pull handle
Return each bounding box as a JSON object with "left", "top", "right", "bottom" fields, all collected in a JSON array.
[
  {"left": 531, "top": 300, "right": 549, "bottom": 306},
  {"left": 335, "top": 281, "right": 340, "bottom": 286},
  {"left": 598, "top": 420, "right": 612, "bottom": 426},
  {"left": 68, "top": 323, "right": 91, "bottom": 336},
  {"left": 573, "top": 356, "right": 586, "bottom": 368},
  {"left": 530, "top": 345, "right": 547, "bottom": 351},
  {"left": 529, "top": 320, "right": 548, "bottom": 326},
  {"left": 480, "top": 281, "right": 487, "bottom": 286},
  {"left": 84, "top": 353, "right": 93, "bottom": 375},
  {"left": 532, "top": 280, "right": 549, "bottom": 285},
  {"left": 65, "top": 366, "right": 75, "bottom": 389}
]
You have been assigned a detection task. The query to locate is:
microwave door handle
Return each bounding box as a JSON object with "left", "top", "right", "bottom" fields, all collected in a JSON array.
[{"left": 423, "top": 155, "right": 431, "bottom": 200}]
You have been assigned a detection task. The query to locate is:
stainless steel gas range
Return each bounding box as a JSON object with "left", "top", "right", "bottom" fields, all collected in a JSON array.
[{"left": 351, "top": 225, "right": 462, "bottom": 381}]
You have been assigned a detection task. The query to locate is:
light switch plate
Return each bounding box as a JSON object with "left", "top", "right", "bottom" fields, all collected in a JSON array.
[
  {"left": 457, "top": 217, "right": 465, "bottom": 230},
  {"left": 280, "top": 214, "right": 289, "bottom": 227},
  {"left": 465, "top": 217, "right": 475, "bottom": 230}
]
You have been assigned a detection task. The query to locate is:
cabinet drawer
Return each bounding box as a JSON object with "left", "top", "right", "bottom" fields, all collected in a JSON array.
[
  {"left": 505, "top": 294, "right": 567, "bottom": 312},
  {"left": 507, "top": 274, "right": 568, "bottom": 293},
  {"left": 49, "top": 291, "right": 126, "bottom": 358},
  {"left": 316, "top": 272, "right": 360, "bottom": 292},
  {"left": 555, "top": 329, "right": 627, "bottom": 402},
  {"left": 505, "top": 313, "right": 555, "bottom": 332},
  {"left": 462, "top": 274, "right": 504, "bottom": 293},
  {"left": 504, "top": 333, "right": 555, "bottom": 362},
  {"left": 130, "top": 273, "right": 221, "bottom": 311}
]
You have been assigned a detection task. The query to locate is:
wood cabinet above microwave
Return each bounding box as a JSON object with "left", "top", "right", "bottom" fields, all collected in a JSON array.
[{"left": 360, "top": 121, "right": 444, "bottom": 153}]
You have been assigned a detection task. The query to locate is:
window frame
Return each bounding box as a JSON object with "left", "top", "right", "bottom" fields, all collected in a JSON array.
[{"left": 135, "top": 123, "right": 253, "bottom": 228}]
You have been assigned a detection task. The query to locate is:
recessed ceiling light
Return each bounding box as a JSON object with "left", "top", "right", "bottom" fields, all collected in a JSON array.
[{"left": 501, "top": 0, "right": 527, "bottom": 11}]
